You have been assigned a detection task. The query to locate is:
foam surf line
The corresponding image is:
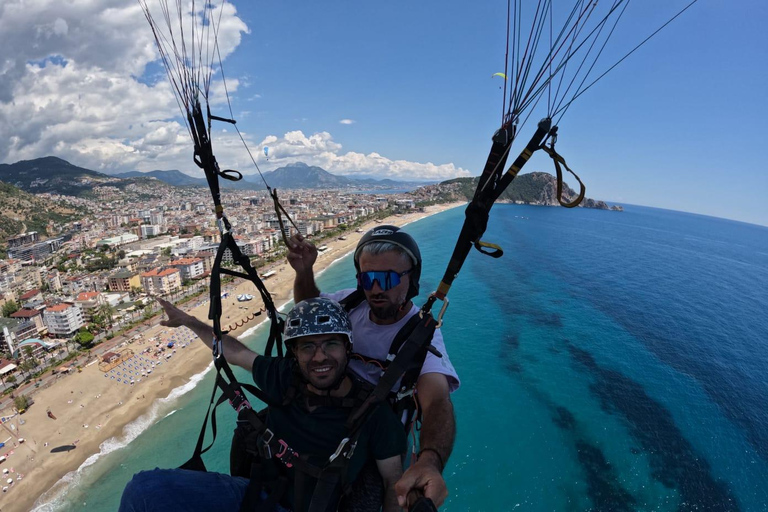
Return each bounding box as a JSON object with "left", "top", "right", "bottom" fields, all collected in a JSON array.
[{"left": 30, "top": 367, "right": 210, "bottom": 511}]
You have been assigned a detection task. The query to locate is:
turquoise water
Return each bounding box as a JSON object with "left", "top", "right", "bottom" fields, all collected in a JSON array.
[{"left": 37, "top": 205, "right": 768, "bottom": 511}]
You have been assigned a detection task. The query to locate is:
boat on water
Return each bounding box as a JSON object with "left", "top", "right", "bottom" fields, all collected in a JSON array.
[{"left": 237, "top": 294, "right": 254, "bottom": 302}]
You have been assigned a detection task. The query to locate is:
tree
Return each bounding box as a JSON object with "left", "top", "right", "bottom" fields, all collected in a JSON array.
[
  {"left": 2, "top": 300, "right": 19, "bottom": 318},
  {"left": 6, "top": 375, "right": 16, "bottom": 387},
  {"left": 21, "top": 346, "right": 39, "bottom": 373},
  {"left": 97, "top": 302, "right": 116, "bottom": 329},
  {"left": 14, "top": 395, "right": 28, "bottom": 412},
  {"left": 74, "top": 328, "right": 95, "bottom": 349}
]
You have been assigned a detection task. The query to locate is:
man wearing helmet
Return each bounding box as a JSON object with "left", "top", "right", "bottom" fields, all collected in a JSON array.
[
  {"left": 120, "top": 297, "right": 406, "bottom": 512},
  {"left": 287, "top": 225, "right": 459, "bottom": 509}
]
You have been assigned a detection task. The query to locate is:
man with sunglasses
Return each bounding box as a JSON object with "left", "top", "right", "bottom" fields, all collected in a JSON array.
[{"left": 287, "top": 225, "right": 459, "bottom": 509}]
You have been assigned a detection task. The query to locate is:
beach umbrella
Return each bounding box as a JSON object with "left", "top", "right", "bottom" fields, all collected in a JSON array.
[{"left": 6, "top": 478, "right": 11, "bottom": 484}]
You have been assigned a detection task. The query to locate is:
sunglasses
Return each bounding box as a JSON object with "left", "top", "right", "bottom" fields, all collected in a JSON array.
[{"left": 357, "top": 269, "right": 413, "bottom": 292}]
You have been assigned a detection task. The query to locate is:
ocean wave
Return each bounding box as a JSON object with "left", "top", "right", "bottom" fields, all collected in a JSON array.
[{"left": 30, "top": 364, "right": 213, "bottom": 511}]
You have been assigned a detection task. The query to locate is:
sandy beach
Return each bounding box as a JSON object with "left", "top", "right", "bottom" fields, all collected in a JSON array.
[{"left": 0, "top": 202, "right": 463, "bottom": 512}]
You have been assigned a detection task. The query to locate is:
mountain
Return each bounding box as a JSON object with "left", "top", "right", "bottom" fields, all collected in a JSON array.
[
  {"left": 0, "top": 156, "right": 118, "bottom": 196},
  {"left": 113, "top": 169, "right": 210, "bottom": 188},
  {"left": 246, "top": 162, "right": 356, "bottom": 189},
  {"left": 2, "top": 157, "right": 429, "bottom": 194},
  {"left": 420, "top": 172, "right": 623, "bottom": 210}
]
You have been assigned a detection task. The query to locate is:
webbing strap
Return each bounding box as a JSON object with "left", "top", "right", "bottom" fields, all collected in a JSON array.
[
  {"left": 346, "top": 312, "right": 437, "bottom": 429},
  {"left": 434, "top": 118, "right": 552, "bottom": 301},
  {"left": 539, "top": 141, "right": 586, "bottom": 208},
  {"left": 270, "top": 189, "right": 301, "bottom": 247}
]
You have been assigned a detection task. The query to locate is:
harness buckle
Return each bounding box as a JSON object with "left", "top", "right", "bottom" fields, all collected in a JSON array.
[
  {"left": 228, "top": 390, "right": 252, "bottom": 413},
  {"left": 421, "top": 295, "right": 449, "bottom": 328},
  {"left": 329, "top": 437, "right": 349, "bottom": 463},
  {"left": 212, "top": 336, "right": 223, "bottom": 359},
  {"left": 275, "top": 439, "right": 297, "bottom": 468},
  {"left": 396, "top": 386, "right": 415, "bottom": 402}
]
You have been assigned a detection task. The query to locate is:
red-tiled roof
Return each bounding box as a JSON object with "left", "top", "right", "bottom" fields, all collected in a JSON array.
[
  {"left": 11, "top": 309, "right": 41, "bottom": 318},
  {"left": 47, "top": 303, "right": 73, "bottom": 312},
  {"left": 76, "top": 291, "right": 100, "bottom": 301},
  {"left": 19, "top": 289, "right": 41, "bottom": 300}
]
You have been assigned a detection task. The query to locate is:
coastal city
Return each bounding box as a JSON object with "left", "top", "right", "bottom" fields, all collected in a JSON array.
[{"left": 0, "top": 174, "right": 455, "bottom": 511}]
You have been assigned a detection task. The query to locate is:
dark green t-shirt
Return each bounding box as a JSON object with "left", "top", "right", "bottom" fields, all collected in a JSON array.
[{"left": 251, "top": 355, "right": 406, "bottom": 512}]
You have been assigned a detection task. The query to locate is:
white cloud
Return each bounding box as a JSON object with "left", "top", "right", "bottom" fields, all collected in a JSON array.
[
  {"left": 248, "top": 131, "right": 470, "bottom": 181},
  {"left": 0, "top": 0, "right": 468, "bottom": 182}
]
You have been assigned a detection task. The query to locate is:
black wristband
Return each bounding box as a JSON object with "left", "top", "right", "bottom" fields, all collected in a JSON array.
[{"left": 417, "top": 448, "right": 445, "bottom": 473}]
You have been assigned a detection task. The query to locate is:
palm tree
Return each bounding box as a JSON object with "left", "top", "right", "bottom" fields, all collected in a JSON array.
[{"left": 97, "top": 302, "right": 116, "bottom": 329}]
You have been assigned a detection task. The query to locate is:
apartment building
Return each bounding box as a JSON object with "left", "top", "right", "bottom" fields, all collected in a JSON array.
[
  {"left": 140, "top": 268, "right": 182, "bottom": 295},
  {"left": 44, "top": 303, "right": 85, "bottom": 336},
  {"left": 169, "top": 258, "right": 205, "bottom": 281},
  {"left": 108, "top": 270, "right": 141, "bottom": 292}
]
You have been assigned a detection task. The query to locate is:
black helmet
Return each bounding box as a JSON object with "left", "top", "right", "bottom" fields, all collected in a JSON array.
[{"left": 353, "top": 225, "right": 421, "bottom": 300}]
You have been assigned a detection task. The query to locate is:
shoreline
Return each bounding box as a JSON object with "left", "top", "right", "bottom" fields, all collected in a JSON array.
[{"left": 0, "top": 201, "right": 464, "bottom": 512}]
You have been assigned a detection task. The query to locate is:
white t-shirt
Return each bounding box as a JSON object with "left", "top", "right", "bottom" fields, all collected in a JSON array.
[{"left": 323, "top": 289, "right": 460, "bottom": 393}]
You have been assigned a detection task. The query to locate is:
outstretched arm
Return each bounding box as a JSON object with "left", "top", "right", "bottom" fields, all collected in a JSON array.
[
  {"left": 286, "top": 233, "right": 320, "bottom": 302},
  {"left": 156, "top": 297, "right": 258, "bottom": 372},
  {"left": 396, "top": 373, "right": 455, "bottom": 508}
]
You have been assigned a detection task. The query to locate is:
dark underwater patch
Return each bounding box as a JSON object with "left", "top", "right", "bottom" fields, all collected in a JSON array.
[
  {"left": 565, "top": 342, "right": 740, "bottom": 511},
  {"left": 575, "top": 440, "right": 637, "bottom": 512},
  {"left": 552, "top": 406, "right": 576, "bottom": 431}
]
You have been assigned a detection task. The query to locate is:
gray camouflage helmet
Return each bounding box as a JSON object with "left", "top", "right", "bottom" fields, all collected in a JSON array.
[{"left": 283, "top": 297, "right": 353, "bottom": 348}]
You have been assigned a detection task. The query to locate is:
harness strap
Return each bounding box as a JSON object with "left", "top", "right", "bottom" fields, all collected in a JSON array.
[
  {"left": 270, "top": 188, "right": 301, "bottom": 247},
  {"left": 346, "top": 312, "right": 438, "bottom": 429},
  {"left": 434, "top": 118, "right": 552, "bottom": 301},
  {"left": 539, "top": 139, "right": 586, "bottom": 208}
]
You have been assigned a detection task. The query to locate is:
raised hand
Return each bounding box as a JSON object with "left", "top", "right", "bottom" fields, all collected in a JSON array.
[{"left": 286, "top": 233, "right": 318, "bottom": 273}]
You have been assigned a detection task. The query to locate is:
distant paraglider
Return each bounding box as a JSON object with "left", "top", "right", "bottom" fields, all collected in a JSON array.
[{"left": 263, "top": 146, "right": 269, "bottom": 160}]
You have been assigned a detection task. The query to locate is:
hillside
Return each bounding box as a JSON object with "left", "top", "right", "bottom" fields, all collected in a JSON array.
[
  {"left": 0, "top": 156, "right": 122, "bottom": 196},
  {"left": 420, "top": 172, "right": 622, "bottom": 210},
  {"left": 0, "top": 181, "right": 85, "bottom": 255}
]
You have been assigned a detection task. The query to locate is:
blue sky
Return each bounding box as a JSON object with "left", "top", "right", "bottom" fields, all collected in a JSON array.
[{"left": 0, "top": 0, "right": 766, "bottom": 226}]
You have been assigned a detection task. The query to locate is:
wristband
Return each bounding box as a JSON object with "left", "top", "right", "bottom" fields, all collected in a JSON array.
[{"left": 417, "top": 448, "right": 445, "bottom": 473}]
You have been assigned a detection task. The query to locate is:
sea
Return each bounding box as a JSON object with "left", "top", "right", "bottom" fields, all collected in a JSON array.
[{"left": 33, "top": 204, "right": 768, "bottom": 511}]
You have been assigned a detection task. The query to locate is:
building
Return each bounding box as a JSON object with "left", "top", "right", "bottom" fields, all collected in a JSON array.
[
  {"left": 7, "top": 232, "right": 40, "bottom": 249},
  {"left": 43, "top": 303, "right": 85, "bottom": 336},
  {"left": 108, "top": 270, "right": 141, "bottom": 293},
  {"left": 140, "top": 267, "right": 182, "bottom": 295},
  {"left": 170, "top": 258, "right": 205, "bottom": 281},
  {"left": 96, "top": 233, "right": 140, "bottom": 248},
  {"left": 75, "top": 291, "right": 106, "bottom": 322},
  {"left": 140, "top": 225, "right": 163, "bottom": 238},
  {"left": 10, "top": 308, "right": 47, "bottom": 337},
  {"left": 0, "top": 317, "right": 40, "bottom": 356},
  {"left": 7, "top": 237, "right": 64, "bottom": 262},
  {"left": 46, "top": 269, "right": 63, "bottom": 292}
]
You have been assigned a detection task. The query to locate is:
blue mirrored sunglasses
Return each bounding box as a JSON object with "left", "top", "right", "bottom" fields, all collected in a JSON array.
[{"left": 357, "top": 269, "right": 413, "bottom": 291}]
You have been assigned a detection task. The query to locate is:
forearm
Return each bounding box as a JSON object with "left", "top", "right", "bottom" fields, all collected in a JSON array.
[
  {"left": 382, "top": 483, "right": 400, "bottom": 512},
  {"left": 293, "top": 267, "right": 320, "bottom": 303},
  {"left": 419, "top": 396, "right": 455, "bottom": 469},
  {"left": 184, "top": 315, "right": 257, "bottom": 371}
]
